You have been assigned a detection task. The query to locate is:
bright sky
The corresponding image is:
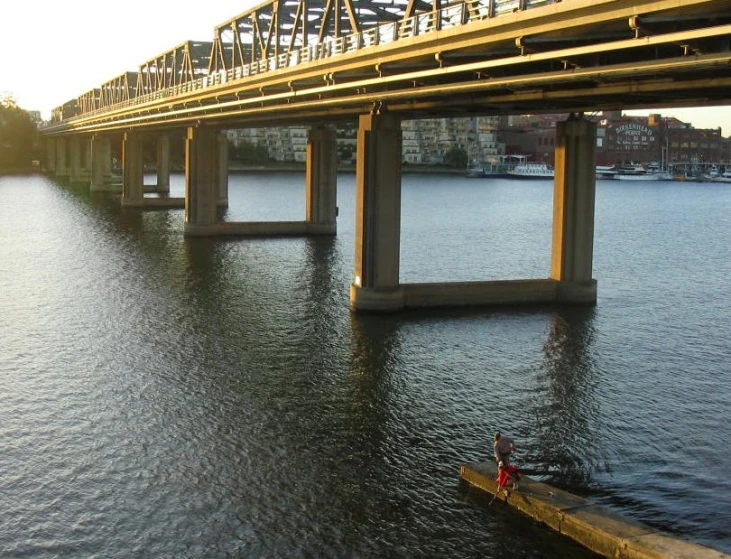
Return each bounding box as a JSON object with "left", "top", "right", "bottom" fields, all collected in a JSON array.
[
  {"left": 1, "top": 0, "right": 730, "bottom": 135},
  {"left": 0, "top": 0, "right": 256, "bottom": 118}
]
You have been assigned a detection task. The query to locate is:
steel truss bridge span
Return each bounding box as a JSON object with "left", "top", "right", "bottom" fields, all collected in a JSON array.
[{"left": 43, "top": 0, "right": 731, "bottom": 135}]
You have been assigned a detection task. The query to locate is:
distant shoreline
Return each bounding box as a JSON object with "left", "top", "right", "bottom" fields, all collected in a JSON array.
[
  {"left": 1, "top": 163, "right": 466, "bottom": 177},
  {"left": 225, "top": 162, "right": 466, "bottom": 175}
]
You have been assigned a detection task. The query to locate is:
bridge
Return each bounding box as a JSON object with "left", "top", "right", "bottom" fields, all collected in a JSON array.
[{"left": 40, "top": 0, "right": 731, "bottom": 312}]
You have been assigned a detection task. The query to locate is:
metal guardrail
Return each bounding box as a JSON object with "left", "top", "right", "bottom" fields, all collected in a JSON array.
[{"left": 51, "top": 0, "right": 561, "bottom": 124}]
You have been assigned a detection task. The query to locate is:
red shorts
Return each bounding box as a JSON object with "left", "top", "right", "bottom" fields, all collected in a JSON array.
[{"left": 497, "top": 464, "right": 519, "bottom": 488}]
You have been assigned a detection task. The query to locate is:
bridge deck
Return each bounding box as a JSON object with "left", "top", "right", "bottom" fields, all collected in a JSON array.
[{"left": 43, "top": 0, "right": 731, "bottom": 134}]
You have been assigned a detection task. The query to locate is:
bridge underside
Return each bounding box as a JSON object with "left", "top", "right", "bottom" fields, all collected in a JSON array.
[
  {"left": 39, "top": 0, "right": 731, "bottom": 313},
  {"left": 43, "top": 0, "right": 731, "bottom": 134}
]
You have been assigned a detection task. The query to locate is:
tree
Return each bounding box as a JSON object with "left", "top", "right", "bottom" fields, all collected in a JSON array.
[
  {"left": 229, "top": 139, "right": 271, "bottom": 164},
  {"left": 443, "top": 145, "right": 469, "bottom": 169},
  {"left": 0, "top": 95, "right": 39, "bottom": 172}
]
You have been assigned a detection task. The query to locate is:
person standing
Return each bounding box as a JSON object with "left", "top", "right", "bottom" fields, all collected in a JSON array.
[{"left": 493, "top": 432, "right": 516, "bottom": 466}]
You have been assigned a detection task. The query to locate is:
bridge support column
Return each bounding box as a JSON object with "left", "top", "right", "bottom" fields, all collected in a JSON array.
[
  {"left": 45, "top": 138, "right": 56, "bottom": 173},
  {"left": 551, "top": 115, "right": 598, "bottom": 304},
  {"left": 90, "top": 135, "right": 113, "bottom": 192},
  {"left": 349, "top": 113, "right": 404, "bottom": 312},
  {"left": 69, "top": 137, "right": 87, "bottom": 184},
  {"left": 155, "top": 135, "right": 171, "bottom": 194},
  {"left": 184, "top": 126, "right": 220, "bottom": 234},
  {"left": 216, "top": 133, "right": 229, "bottom": 207},
  {"left": 55, "top": 137, "right": 69, "bottom": 182},
  {"left": 121, "top": 132, "right": 144, "bottom": 206},
  {"left": 305, "top": 126, "right": 337, "bottom": 234}
]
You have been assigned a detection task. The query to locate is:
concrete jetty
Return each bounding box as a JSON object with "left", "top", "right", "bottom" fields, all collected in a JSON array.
[{"left": 460, "top": 462, "right": 729, "bottom": 559}]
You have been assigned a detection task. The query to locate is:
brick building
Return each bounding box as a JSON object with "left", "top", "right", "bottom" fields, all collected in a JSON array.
[{"left": 498, "top": 111, "right": 731, "bottom": 170}]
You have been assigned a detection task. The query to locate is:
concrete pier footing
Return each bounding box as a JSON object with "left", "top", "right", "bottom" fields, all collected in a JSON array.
[
  {"left": 121, "top": 197, "right": 185, "bottom": 209},
  {"left": 184, "top": 220, "right": 336, "bottom": 237},
  {"left": 349, "top": 279, "right": 598, "bottom": 312},
  {"left": 460, "top": 462, "right": 729, "bottom": 559}
]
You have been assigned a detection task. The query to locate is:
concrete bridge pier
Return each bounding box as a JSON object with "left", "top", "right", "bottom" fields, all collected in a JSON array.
[
  {"left": 184, "top": 125, "right": 221, "bottom": 233},
  {"left": 121, "top": 131, "right": 144, "bottom": 206},
  {"left": 349, "top": 112, "right": 404, "bottom": 312},
  {"left": 216, "top": 133, "right": 229, "bottom": 207},
  {"left": 121, "top": 132, "right": 184, "bottom": 208},
  {"left": 551, "top": 116, "right": 598, "bottom": 304},
  {"left": 69, "top": 137, "right": 91, "bottom": 185},
  {"left": 306, "top": 126, "right": 338, "bottom": 234},
  {"left": 69, "top": 138, "right": 81, "bottom": 183},
  {"left": 347, "top": 113, "right": 599, "bottom": 314},
  {"left": 55, "top": 137, "right": 70, "bottom": 183},
  {"left": 90, "top": 135, "right": 114, "bottom": 193},
  {"left": 154, "top": 135, "right": 171, "bottom": 195},
  {"left": 45, "top": 138, "right": 56, "bottom": 174},
  {"left": 185, "top": 127, "right": 333, "bottom": 237}
]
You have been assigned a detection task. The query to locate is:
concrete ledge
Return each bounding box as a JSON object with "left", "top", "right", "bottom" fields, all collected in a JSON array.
[
  {"left": 68, "top": 176, "right": 91, "bottom": 186},
  {"left": 460, "top": 462, "right": 729, "bottom": 559},
  {"left": 183, "top": 220, "right": 336, "bottom": 237},
  {"left": 93, "top": 185, "right": 169, "bottom": 194},
  {"left": 90, "top": 184, "right": 122, "bottom": 193},
  {"left": 403, "top": 279, "right": 561, "bottom": 308},
  {"left": 120, "top": 197, "right": 185, "bottom": 208},
  {"left": 142, "top": 185, "right": 170, "bottom": 194},
  {"left": 349, "top": 279, "right": 597, "bottom": 312},
  {"left": 349, "top": 285, "right": 405, "bottom": 312}
]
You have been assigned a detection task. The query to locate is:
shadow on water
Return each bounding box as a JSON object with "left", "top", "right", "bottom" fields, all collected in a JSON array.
[{"left": 347, "top": 303, "right": 610, "bottom": 491}]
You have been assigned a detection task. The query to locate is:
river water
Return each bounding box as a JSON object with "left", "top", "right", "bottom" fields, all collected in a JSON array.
[{"left": 1, "top": 172, "right": 729, "bottom": 558}]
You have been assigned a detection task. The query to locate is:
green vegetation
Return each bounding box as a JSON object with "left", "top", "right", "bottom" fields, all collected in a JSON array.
[
  {"left": 0, "top": 95, "right": 40, "bottom": 173},
  {"left": 443, "top": 145, "right": 469, "bottom": 169},
  {"left": 229, "top": 139, "right": 271, "bottom": 165}
]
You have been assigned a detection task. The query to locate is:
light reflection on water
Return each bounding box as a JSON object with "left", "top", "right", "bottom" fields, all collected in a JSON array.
[{"left": 0, "top": 172, "right": 729, "bottom": 557}]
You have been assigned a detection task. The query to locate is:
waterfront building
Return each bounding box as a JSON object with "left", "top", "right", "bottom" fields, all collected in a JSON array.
[
  {"left": 497, "top": 111, "right": 731, "bottom": 173},
  {"left": 228, "top": 116, "right": 504, "bottom": 168},
  {"left": 225, "top": 112, "right": 731, "bottom": 171}
]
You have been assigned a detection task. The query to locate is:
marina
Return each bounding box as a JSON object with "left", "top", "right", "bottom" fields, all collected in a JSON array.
[{"left": 469, "top": 161, "right": 731, "bottom": 182}]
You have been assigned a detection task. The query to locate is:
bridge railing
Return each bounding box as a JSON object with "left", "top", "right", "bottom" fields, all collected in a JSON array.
[{"left": 53, "top": 0, "right": 563, "bottom": 124}]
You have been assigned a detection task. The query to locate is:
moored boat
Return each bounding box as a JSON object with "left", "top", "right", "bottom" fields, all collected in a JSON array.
[
  {"left": 466, "top": 166, "right": 487, "bottom": 178},
  {"left": 712, "top": 170, "right": 731, "bottom": 183},
  {"left": 596, "top": 165, "right": 618, "bottom": 180},
  {"left": 506, "top": 163, "right": 554, "bottom": 179},
  {"left": 615, "top": 165, "right": 662, "bottom": 181}
]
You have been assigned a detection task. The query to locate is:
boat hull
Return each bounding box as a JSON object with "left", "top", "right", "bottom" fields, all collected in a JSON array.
[
  {"left": 615, "top": 173, "right": 662, "bottom": 181},
  {"left": 506, "top": 163, "right": 554, "bottom": 179}
]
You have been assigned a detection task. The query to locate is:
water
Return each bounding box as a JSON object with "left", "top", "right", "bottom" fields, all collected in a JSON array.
[{"left": 0, "top": 172, "right": 729, "bottom": 558}]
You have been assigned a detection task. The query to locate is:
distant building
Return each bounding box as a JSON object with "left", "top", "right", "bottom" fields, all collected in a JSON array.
[
  {"left": 599, "top": 112, "right": 728, "bottom": 169},
  {"left": 224, "top": 111, "right": 731, "bottom": 169},
  {"left": 500, "top": 115, "right": 559, "bottom": 165},
  {"left": 497, "top": 111, "right": 730, "bottom": 170}
]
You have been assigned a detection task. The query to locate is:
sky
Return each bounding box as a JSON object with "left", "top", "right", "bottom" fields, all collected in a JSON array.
[{"left": 1, "top": 0, "right": 730, "bottom": 135}]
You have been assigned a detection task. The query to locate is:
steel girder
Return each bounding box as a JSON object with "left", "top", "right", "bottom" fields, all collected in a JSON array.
[
  {"left": 100, "top": 72, "right": 138, "bottom": 108},
  {"left": 137, "top": 41, "right": 214, "bottom": 97},
  {"left": 44, "top": 0, "right": 731, "bottom": 133}
]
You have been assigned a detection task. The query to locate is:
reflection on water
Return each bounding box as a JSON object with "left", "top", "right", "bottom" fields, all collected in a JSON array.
[
  {"left": 529, "top": 308, "right": 607, "bottom": 488},
  {"left": 0, "top": 173, "right": 729, "bottom": 556}
]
